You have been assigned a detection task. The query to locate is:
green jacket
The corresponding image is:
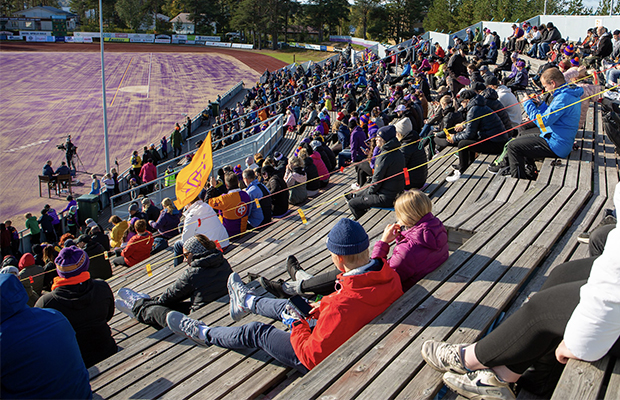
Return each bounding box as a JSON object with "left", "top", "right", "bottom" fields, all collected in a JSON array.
[
  {"left": 25, "top": 216, "right": 40, "bottom": 235},
  {"left": 164, "top": 170, "right": 176, "bottom": 187},
  {"left": 171, "top": 128, "right": 182, "bottom": 149}
]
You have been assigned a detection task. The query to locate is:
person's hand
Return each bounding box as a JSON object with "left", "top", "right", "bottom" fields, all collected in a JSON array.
[
  {"left": 210, "top": 177, "right": 217, "bottom": 187},
  {"left": 381, "top": 223, "right": 400, "bottom": 243},
  {"left": 281, "top": 304, "right": 303, "bottom": 329},
  {"left": 555, "top": 340, "right": 579, "bottom": 364},
  {"left": 447, "top": 134, "right": 455, "bottom": 144}
]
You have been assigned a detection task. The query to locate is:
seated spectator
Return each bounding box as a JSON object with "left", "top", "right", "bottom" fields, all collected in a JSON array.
[
  {"left": 42, "top": 244, "right": 60, "bottom": 292},
  {"left": 243, "top": 169, "right": 271, "bottom": 228},
  {"left": 429, "top": 95, "right": 464, "bottom": 153},
  {"left": 42, "top": 160, "right": 54, "bottom": 179},
  {"left": 284, "top": 108, "right": 297, "bottom": 132},
  {"left": 0, "top": 274, "right": 92, "bottom": 399},
  {"left": 166, "top": 218, "right": 404, "bottom": 373},
  {"left": 150, "top": 198, "right": 181, "bottom": 254},
  {"left": 109, "top": 215, "right": 129, "bottom": 248},
  {"left": 493, "top": 48, "right": 513, "bottom": 76},
  {"left": 76, "top": 234, "right": 112, "bottom": 280},
  {"left": 284, "top": 156, "right": 308, "bottom": 205},
  {"left": 173, "top": 196, "right": 229, "bottom": 267},
  {"left": 337, "top": 118, "right": 368, "bottom": 169},
  {"left": 346, "top": 126, "right": 405, "bottom": 220},
  {"left": 485, "top": 75, "right": 522, "bottom": 130},
  {"left": 392, "top": 109, "right": 428, "bottom": 190},
  {"left": 506, "top": 60, "right": 529, "bottom": 92},
  {"left": 207, "top": 172, "right": 252, "bottom": 237},
  {"left": 128, "top": 202, "right": 148, "bottom": 222},
  {"left": 115, "top": 234, "right": 233, "bottom": 329},
  {"left": 17, "top": 253, "right": 43, "bottom": 306},
  {"left": 55, "top": 161, "right": 71, "bottom": 176},
  {"left": 503, "top": 68, "right": 583, "bottom": 179},
  {"left": 36, "top": 245, "right": 116, "bottom": 368},
  {"left": 273, "top": 151, "right": 289, "bottom": 179},
  {"left": 261, "top": 165, "right": 289, "bottom": 217},
  {"left": 299, "top": 148, "right": 322, "bottom": 196},
  {"left": 84, "top": 218, "right": 111, "bottom": 252},
  {"left": 585, "top": 26, "right": 612, "bottom": 67},
  {"left": 332, "top": 112, "right": 350, "bottom": 155},
  {"left": 313, "top": 137, "right": 337, "bottom": 172},
  {"left": 445, "top": 90, "right": 507, "bottom": 182},
  {"left": 142, "top": 197, "right": 161, "bottom": 225},
  {"left": 539, "top": 22, "right": 562, "bottom": 59},
  {"left": 480, "top": 42, "right": 498, "bottom": 65},
  {"left": 261, "top": 190, "right": 449, "bottom": 297},
  {"left": 472, "top": 81, "right": 514, "bottom": 135},
  {"left": 112, "top": 219, "right": 153, "bottom": 267},
  {"left": 421, "top": 196, "right": 620, "bottom": 399}
]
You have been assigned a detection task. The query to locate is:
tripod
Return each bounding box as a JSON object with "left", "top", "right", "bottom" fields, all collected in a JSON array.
[{"left": 73, "top": 151, "right": 85, "bottom": 173}]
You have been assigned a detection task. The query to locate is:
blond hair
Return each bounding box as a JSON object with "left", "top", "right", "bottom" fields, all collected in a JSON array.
[
  {"left": 394, "top": 189, "right": 432, "bottom": 227},
  {"left": 162, "top": 198, "right": 175, "bottom": 214},
  {"left": 440, "top": 95, "right": 453, "bottom": 107},
  {"left": 340, "top": 247, "right": 370, "bottom": 265},
  {"left": 298, "top": 148, "right": 309, "bottom": 159}
]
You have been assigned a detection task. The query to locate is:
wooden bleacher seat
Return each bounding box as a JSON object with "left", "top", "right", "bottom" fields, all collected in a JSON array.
[
  {"left": 38, "top": 175, "right": 56, "bottom": 198},
  {"left": 56, "top": 174, "right": 72, "bottom": 195}
]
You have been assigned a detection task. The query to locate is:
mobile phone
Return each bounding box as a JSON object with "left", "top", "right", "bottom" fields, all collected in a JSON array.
[{"left": 288, "top": 295, "right": 313, "bottom": 318}]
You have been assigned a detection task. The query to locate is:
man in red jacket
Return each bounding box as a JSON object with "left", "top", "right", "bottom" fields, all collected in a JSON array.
[
  {"left": 166, "top": 218, "right": 403, "bottom": 372},
  {"left": 112, "top": 220, "right": 153, "bottom": 267}
]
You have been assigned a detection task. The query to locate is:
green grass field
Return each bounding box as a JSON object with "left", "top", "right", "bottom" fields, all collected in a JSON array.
[{"left": 255, "top": 47, "right": 334, "bottom": 65}]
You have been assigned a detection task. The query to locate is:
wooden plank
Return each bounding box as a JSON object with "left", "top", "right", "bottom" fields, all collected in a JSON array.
[
  {"left": 604, "top": 358, "right": 620, "bottom": 400},
  {"left": 551, "top": 358, "right": 610, "bottom": 400}
]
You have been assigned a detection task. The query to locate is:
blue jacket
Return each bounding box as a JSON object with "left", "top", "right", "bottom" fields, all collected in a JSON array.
[
  {"left": 454, "top": 95, "right": 507, "bottom": 143},
  {"left": 42, "top": 164, "right": 54, "bottom": 178},
  {"left": 244, "top": 179, "right": 265, "bottom": 228},
  {"left": 0, "top": 274, "right": 92, "bottom": 399},
  {"left": 150, "top": 209, "right": 181, "bottom": 239},
  {"left": 524, "top": 84, "right": 584, "bottom": 158},
  {"left": 90, "top": 179, "right": 101, "bottom": 195},
  {"left": 337, "top": 124, "right": 351, "bottom": 149}
]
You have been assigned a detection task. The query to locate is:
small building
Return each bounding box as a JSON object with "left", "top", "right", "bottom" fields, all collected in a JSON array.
[
  {"left": 10, "top": 6, "right": 77, "bottom": 31},
  {"left": 170, "top": 13, "right": 216, "bottom": 35}
]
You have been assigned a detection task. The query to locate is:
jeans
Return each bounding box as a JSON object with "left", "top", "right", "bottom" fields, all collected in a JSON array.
[
  {"left": 173, "top": 240, "right": 184, "bottom": 267},
  {"left": 538, "top": 42, "right": 550, "bottom": 59},
  {"left": 475, "top": 257, "right": 620, "bottom": 375},
  {"left": 528, "top": 43, "right": 538, "bottom": 57},
  {"left": 338, "top": 150, "right": 363, "bottom": 168},
  {"left": 151, "top": 237, "right": 169, "bottom": 255},
  {"left": 206, "top": 297, "right": 309, "bottom": 373},
  {"left": 606, "top": 69, "right": 620, "bottom": 86},
  {"left": 420, "top": 124, "right": 432, "bottom": 138},
  {"left": 506, "top": 134, "right": 556, "bottom": 178}
]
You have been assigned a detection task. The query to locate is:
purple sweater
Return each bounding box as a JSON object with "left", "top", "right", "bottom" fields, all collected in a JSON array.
[
  {"left": 350, "top": 126, "right": 368, "bottom": 162},
  {"left": 372, "top": 213, "right": 449, "bottom": 291}
]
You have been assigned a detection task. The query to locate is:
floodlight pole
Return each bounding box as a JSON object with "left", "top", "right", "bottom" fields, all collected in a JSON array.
[{"left": 99, "top": 0, "right": 111, "bottom": 173}]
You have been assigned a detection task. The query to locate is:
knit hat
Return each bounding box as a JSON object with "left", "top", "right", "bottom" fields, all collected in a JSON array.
[
  {"left": 18, "top": 253, "right": 35, "bottom": 271},
  {"left": 360, "top": 113, "right": 370, "bottom": 127},
  {"left": 0, "top": 266, "right": 18, "bottom": 276},
  {"left": 395, "top": 104, "right": 407, "bottom": 113},
  {"left": 183, "top": 236, "right": 209, "bottom": 258},
  {"left": 326, "top": 218, "right": 369, "bottom": 256},
  {"left": 515, "top": 60, "right": 526, "bottom": 68},
  {"left": 460, "top": 90, "right": 477, "bottom": 100},
  {"left": 55, "top": 246, "right": 89, "bottom": 278},
  {"left": 484, "top": 75, "right": 499, "bottom": 86},
  {"left": 570, "top": 57, "right": 580, "bottom": 67},
  {"left": 472, "top": 82, "right": 486, "bottom": 92},
  {"left": 377, "top": 125, "right": 397, "bottom": 142},
  {"left": 563, "top": 44, "right": 574, "bottom": 57},
  {"left": 310, "top": 140, "right": 322, "bottom": 150},
  {"left": 501, "top": 47, "right": 508, "bottom": 53}
]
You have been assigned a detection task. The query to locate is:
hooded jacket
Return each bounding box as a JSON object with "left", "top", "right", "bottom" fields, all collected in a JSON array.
[
  {"left": 35, "top": 278, "right": 116, "bottom": 368},
  {"left": 523, "top": 84, "right": 584, "bottom": 158},
  {"left": 110, "top": 220, "right": 128, "bottom": 248},
  {"left": 372, "top": 213, "right": 449, "bottom": 292},
  {"left": 310, "top": 151, "right": 330, "bottom": 181},
  {"left": 454, "top": 94, "right": 507, "bottom": 143},
  {"left": 392, "top": 117, "right": 428, "bottom": 189},
  {"left": 368, "top": 137, "right": 405, "bottom": 200},
  {"left": 350, "top": 126, "right": 368, "bottom": 162},
  {"left": 290, "top": 259, "right": 403, "bottom": 370},
  {"left": 181, "top": 200, "right": 230, "bottom": 248},
  {"left": 83, "top": 240, "right": 113, "bottom": 280},
  {"left": 1, "top": 274, "right": 92, "bottom": 399},
  {"left": 150, "top": 209, "right": 181, "bottom": 239},
  {"left": 482, "top": 88, "right": 513, "bottom": 131},
  {"left": 285, "top": 167, "right": 308, "bottom": 205},
  {"left": 208, "top": 189, "right": 252, "bottom": 237},
  {"left": 121, "top": 231, "right": 153, "bottom": 267},
  {"left": 303, "top": 157, "right": 321, "bottom": 192},
  {"left": 157, "top": 249, "right": 233, "bottom": 311},
  {"left": 264, "top": 173, "right": 289, "bottom": 216}
]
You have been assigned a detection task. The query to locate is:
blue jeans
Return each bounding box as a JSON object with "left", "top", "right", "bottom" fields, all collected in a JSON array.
[
  {"left": 420, "top": 124, "right": 432, "bottom": 138},
  {"left": 206, "top": 297, "right": 309, "bottom": 373},
  {"left": 338, "top": 150, "right": 363, "bottom": 168},
  {"left": 173, "top": 240, "right": 184, "bottom": 266},
  {"left": 606, "top": 69, "right": 620, "bottom": 86},
  {"left": 527, "top": 43, "right": 538, "bottom": 57},
  {"left": 538, "top": 42, "right": 550, "bottom": 59}
]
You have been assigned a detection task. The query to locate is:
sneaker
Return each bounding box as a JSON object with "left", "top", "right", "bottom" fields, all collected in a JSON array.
[
  {"left": 259, "top": 277, "right": 288, "bottom": 298},
  {"left": 577, "top": 232, "right": 590, "bottom": 244},
  {"left": 488, "top": 165, "right": 510, "bottom": 176},
  {"left": 117, "top": 288, "right": 150, "bottom": 309},
  {"left": 446, "top": 170, "right": 461, "bottom": 182},
  {"left": 115, "top": 299, "right": 136, "bottom": 319},
  {"left": 351, "top": 183, "right": 360, "bottom": 190},
  {"left": 421, "top": 340, "right": 469, "bottom": 374},
  {"left": 287, "top": 255, "right": 303, "bottom": 280},
  {"left": 228, "top": 272, "right": 253, "bottom": 322},
  {"left": 166, "top": 311, "right": 209, "bottom": 347},
  {"left": 443, "top": 369, "right": 516, "bottom": 400}
]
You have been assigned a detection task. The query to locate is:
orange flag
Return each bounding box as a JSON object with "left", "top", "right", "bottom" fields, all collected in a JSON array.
[{"left": 174, "top": 132, "right": 213, "bottom": 210}]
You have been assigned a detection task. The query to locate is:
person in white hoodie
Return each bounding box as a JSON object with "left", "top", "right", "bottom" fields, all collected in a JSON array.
[
  {"left": 419, "top": 184, "right": 620, "bottom": 400},
  {"left": 173, "top": 196, "right": 229, "bottom": 266}
]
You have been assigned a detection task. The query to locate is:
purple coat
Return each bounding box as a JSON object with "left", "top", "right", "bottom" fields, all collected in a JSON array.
[
  {"left": 150, "top": 209, "right": 181, "bottom": 239},
  {"left": 372, "top": 213, "right": 449, "bottom": 291},
  {"left": 350, "top": 126, "right": 368, "bottom": 162}
]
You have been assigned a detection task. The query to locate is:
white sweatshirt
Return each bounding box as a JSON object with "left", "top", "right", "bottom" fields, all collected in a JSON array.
[
  {"left": 564, "top": 184, "right": 620, "bottom": 361},
  {"left": 181, "top": 200, "right": 230, "bottom": 248}
]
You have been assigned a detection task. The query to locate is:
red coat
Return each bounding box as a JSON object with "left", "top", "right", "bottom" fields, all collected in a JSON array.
[
  {"left": 121, "top": 232, "right": 153, "bottom": 267},
  {"left": 290, "top": 259, "right": 403, "bottom": 370},
  {"left": 139, "top": 162, "right": 157, "bottom": 183}
]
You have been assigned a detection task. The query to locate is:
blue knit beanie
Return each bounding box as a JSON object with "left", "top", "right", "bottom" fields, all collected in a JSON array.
[{"left": 326, "top": 219, "right": 369, "bottom": 256}]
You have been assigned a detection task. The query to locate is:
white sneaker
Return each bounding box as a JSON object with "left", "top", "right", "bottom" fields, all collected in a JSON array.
[
  {"left": 446, "top": 170, "right": 461, "bottom": 182},
  {"left": 351, "top": 183, "right": 360, "bottom": 190},
  {"left": 166, "top": 311, "right": 210, "bottom": 347},
  {"left": 228, "top": 273, "right": 253, "bottom": 322},
  {"left": 115, "top": 299, "right": 136, "bottom": 319},
  {"left": 443, "top": 369, "right": 516, "bottom": 400},
  {"left": 117, "top": 288, "right": 150, "bottom": 309},
  {"left": 421, "top": 340, "right": 469, "bottom": 374}
]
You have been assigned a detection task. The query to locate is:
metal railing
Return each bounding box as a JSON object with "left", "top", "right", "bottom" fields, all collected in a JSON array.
[{"left": 109, "top": 114, "right": 284, "bottom": 220}]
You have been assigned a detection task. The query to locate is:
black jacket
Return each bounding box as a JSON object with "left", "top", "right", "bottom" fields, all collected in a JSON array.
[
  {"left": 303, "top": 157, "right": 320, "bottom": 191},
  {"left": 454, "top": 95, "right": 507, "bottom": 143},
  {"left": 266, "top": 174, "right": 289, "bottom": 216},
  {"left": 38, "top": 214, "right": 54, "bottom": 232},
  {"left": 144, "top": 204, "right": 161, "bottom": 222},
  {"left": 368, "top": 137, "right": 405, "bottom": 200},
  {"left": 485, "top": 48, "right": 498, "bottom": 64},
  {"left": 319, "top": 144, "right": 337, "bottom": 172},
  {"left": 89, "top": 227, "right": 111, "bottom": 252},
  {"left": 157, "top": 249, "right": 233, "bottom": 311},
  {"left": 399, "top": 125, "right": 428, "bottom": 190},
  {"left": 595, "top": 32, "right": 613, "bottom": 58},
  {"left": 440, "top": 106, "right": 464, "bottom": 132},
  {"left": 315, "top": 146, "right": 333, "bottom": 172},
  {"left": 35, "top": 279, "right": 116, "bottom": 368},
  {"left": 482, "top": 88, "right": 513, "bottom": 130},
  {"left": 544, "top": 27, "right": 561, "bottom": 43},
  {"left": 274, "top": 157, "right": 288, "bottom": 179},
  {"left": 83, "top": 241, "right": 112, "bottom": 280}
]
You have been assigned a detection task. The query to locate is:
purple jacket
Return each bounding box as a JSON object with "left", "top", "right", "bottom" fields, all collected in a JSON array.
[
  {"left": 372, "top": 213, "right": 449, "bottom": 291},
  {"left": 150, "top": 209, "right": 181, "bottom": 239},
  {"left": 350, "top": 126, "right": 368, "bottom": 162}
]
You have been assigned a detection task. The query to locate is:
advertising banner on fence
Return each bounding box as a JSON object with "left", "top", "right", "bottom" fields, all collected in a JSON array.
[
  {"left": 205, "top": 41, "right": 231, "bottom": 47},
  {"left": 129, "top": 34, "right": 154, "bottom": 43},
  {"left": 65, "top": 36, "right": 93, "bottom": 43},
  {"left": 20, "top": 30, "right": 51, "bottom": 37},
  {"left": 104, "top": 37, "right": 130, "bottom": 42},
  {"left": 231, "top": 43, "right": 253, "bottom": 49}
]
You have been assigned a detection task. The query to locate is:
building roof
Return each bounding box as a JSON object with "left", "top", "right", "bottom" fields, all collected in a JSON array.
[
  {"left": 170, "top": 13, "right": 193, "bottom": 24},
  {"left": 13, "top": 6, "right": 76, "bottom": 18}
]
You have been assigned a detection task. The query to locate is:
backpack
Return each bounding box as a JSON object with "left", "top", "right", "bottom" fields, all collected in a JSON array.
[{"left": 601, "top": 97, "right": 620, "bottom": 154}]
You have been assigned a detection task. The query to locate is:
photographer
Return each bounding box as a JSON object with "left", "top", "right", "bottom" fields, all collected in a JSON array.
[{"left": 57, "top": 136, "right": 77, "bottom": 172}]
